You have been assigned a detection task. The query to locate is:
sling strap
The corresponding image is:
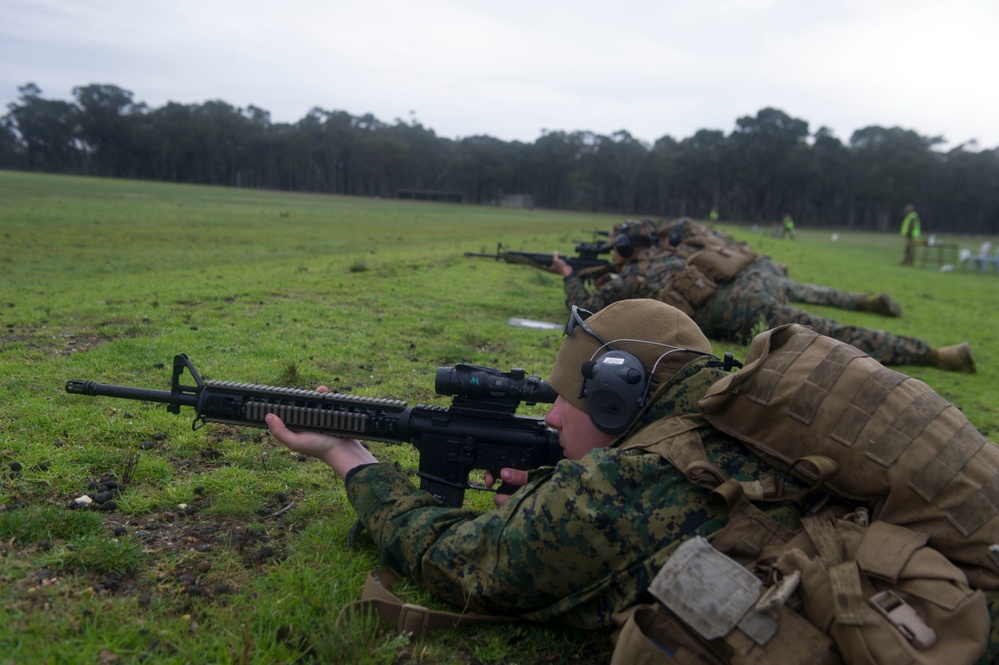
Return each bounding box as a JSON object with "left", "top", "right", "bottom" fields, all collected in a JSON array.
[{"left": 335, "top": 568, "right": 519, "bottom": 637}]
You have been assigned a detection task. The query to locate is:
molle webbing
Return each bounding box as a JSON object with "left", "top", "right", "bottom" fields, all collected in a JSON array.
[{"left": 697, "top": 324, "right": 999, "bottom": 590}]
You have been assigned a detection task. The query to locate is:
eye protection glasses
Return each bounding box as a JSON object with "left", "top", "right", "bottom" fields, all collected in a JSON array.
[{"left": 564, "top": 305, "right": 610, "bottom": 347}]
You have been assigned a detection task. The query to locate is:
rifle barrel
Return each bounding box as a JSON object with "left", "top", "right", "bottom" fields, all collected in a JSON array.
[{"left": 65, "top": 380, "right": 197, "bottom": 407}]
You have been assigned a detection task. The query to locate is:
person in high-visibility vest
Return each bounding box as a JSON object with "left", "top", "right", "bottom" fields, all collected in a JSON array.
[
  {"left": 780, "top": 213, "right": 796, "bottom": 239},
  {"left": 900, "top": 204, "right": 922, "bottom": 266}
]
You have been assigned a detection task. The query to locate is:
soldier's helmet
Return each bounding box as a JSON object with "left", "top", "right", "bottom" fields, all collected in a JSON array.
[
  {"left": 607, "top": 219, "right": 659, "bottom": 257},
  {"left": 656, "top": 217, "right": 699, "bottom": 247}
]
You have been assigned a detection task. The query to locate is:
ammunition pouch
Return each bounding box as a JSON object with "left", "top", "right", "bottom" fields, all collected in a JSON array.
[
  {"left": 611, "top": 536, "right": 840, "bottom": 665},
  {"left": 688, "top": 246, "right": 758, "bottom": 282}
]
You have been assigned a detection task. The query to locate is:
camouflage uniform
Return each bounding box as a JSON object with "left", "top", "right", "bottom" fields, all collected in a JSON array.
[
  {"left": 658, "top": 218, "right": 880, "bottom": 315},
  {"left": 702, "top": 263, "right": 932, "bottom": 365},
  {"left": 344, "top": 358, "right": 804, "bottom": 629},
  {"left": 746, "top": 257, "right": 873, "bottom": 311},
  {"left": 563, "top": 253, "right": 933, "bottom": 366}
]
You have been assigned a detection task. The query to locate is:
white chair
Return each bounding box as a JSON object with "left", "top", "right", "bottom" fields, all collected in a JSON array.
[
  {"left": 979, "top": 245, "right": 999, "bottom": 274},
  {"left": 962, "top": 241, "right": 992, "bottom": 271}
]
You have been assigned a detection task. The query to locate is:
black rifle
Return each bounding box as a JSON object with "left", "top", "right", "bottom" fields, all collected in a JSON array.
[
  {"left": 465, "top": 242, "right": 612, "bottom": 280},
  {"left": 65, "top": 354, "right": 563, "bottom": 507}
]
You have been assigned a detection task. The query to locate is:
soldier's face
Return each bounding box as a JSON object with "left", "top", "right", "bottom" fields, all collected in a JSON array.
[{"left": 545, "top": 396, "right": 616, "bottom": 460}]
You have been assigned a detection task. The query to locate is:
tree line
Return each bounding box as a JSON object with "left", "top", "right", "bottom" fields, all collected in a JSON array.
[{"left": 2, "top": 82, "right": 998, "bottom": 234}]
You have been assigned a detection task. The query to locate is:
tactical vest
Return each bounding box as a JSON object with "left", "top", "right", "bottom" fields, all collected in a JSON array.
[
  {"left": 611, "top": 324, "right": 994, "bottom": 664},
  {"left": 699, "top": 323, "right": 999, "bottom": 590},
  {"left": 655, "top": 243, "right": 758, "bottom": 316}
]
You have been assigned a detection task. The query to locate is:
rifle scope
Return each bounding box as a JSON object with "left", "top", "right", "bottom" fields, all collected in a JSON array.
[{"left": 435, "top": 363, "right": 557, "bottom": 405}]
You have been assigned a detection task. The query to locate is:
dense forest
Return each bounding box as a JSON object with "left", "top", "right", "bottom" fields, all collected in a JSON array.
[{"left": 2, "top": 83, "right": 998, "bottom": 233}]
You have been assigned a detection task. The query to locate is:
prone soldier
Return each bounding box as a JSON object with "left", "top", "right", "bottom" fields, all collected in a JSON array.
[
  {"left": 554, "top": 219, "right": 975, "bottom": 372},
  {"left": 657, "top": 216, "right": 901, "bottom": 317},
  {"left": 267, "top": 299, "right": 996, "bottom": 663}
]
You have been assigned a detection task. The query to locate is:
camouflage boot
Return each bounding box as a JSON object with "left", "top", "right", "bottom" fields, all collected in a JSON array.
[
  {"left": 861, "top": 293, "right": 903, "bottom": 317},
  {"left": 924, "top": 343, "right": 977, "bottom": 373}
]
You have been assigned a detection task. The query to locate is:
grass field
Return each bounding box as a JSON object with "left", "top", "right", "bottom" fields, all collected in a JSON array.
[{"left": 1, "top": 170, "right": 996, "bottom": 664}]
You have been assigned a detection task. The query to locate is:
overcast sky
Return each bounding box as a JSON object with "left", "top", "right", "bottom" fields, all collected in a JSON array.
[{"left": 3, "top": 0, "right": 998, "bottom": 150}]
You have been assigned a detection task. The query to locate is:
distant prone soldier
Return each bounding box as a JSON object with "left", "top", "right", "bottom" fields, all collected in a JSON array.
[{"left": 551, "top": 219, "right": 975, "bottom": 372}]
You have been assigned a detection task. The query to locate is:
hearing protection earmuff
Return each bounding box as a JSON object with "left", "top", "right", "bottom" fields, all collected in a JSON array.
[
  {"left": 580, "top": 349, "right": 651, "bottom": 434},
  {"left": 566, "top": 306, "right": 740, "bottom": 436},
  {"left": 613, "top": 220, "right": 659, "bottom": 259},
  {"left": 667, "top": 220, "right": 688, "bottom": 247},
  {"left": 614, "top": 233, "right": 634, "bottom": 258}
]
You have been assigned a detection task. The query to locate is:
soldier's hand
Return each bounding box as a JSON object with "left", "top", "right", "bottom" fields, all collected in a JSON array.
[
  {"left": 484, "top": 468, "right": 530, "bottom": 506},
  {"left": 548, "top": 251, "right": 573, "bottom": 277},
  {"left": 266, "top": 385, "right": 378, "bottom": 477}
]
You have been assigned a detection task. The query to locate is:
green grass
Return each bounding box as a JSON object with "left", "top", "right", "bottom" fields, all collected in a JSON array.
[{"left": 1, "top": 170, "right": 997, "bottom": 663}]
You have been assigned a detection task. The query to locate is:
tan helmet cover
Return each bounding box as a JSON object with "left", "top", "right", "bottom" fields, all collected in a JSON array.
[{"left": 548, "top": 299, "right": 711, "bottom": 411}]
